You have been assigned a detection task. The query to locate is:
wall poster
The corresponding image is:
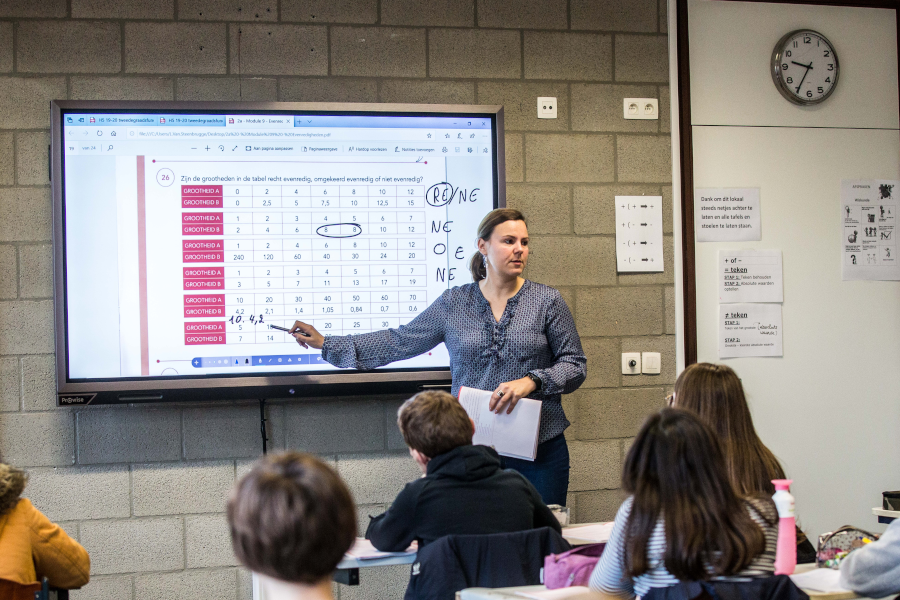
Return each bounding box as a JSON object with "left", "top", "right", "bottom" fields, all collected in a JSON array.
[{"left": 842, "top": 179, "right": 899, "bottom": 281}]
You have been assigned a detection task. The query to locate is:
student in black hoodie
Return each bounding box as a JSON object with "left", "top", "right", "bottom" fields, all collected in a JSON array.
[{"left": 366, "top": 390, "right": 561, "bottom": 551}]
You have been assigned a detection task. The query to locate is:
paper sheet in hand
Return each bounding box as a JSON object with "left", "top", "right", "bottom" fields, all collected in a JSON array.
[
  {"left": 458, "top": 386, "right": 542, "bottom": 461},
  {"left": 562, "top": 522, "right": 614, "bottom": 544},
  {"left": 344, "top": 538, "right": 417, "bottom": 560},
  {"left": 789, "top": 568, "right": 849, "bottom": 593}
]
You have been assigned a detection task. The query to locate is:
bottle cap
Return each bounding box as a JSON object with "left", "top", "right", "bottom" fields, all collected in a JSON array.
[{"left": 772, "top": 479, "right": 793, "bottom": 491}]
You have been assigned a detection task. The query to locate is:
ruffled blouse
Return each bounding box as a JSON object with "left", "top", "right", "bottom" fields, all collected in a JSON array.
[{"left": 322, "top": 280, "right": 586, "bottom": 442}]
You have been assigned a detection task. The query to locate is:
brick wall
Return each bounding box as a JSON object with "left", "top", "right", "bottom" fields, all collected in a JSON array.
[{"left": 0, "top": 1, "right": 674, "bottom": 598}]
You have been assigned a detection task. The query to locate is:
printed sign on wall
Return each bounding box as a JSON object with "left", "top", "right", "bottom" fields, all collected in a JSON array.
[{"left": 695, "top": 188, "right": 761, "bottom": 242}]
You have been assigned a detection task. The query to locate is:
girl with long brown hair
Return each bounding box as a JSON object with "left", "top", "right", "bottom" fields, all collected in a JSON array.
[
  {"left": 671, "top": 362, "right": 815, "bottom": 562},
  {"left": 589, "top": 409, "right": 777, "bottom": 597}
]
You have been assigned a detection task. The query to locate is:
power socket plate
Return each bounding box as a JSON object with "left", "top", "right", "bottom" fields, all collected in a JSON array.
[
  {"left": 623, "top": 98, "right": 658, "bottom": 120},
  {"left": 537, "top": 97, "right": 557, "bottom": 119}
]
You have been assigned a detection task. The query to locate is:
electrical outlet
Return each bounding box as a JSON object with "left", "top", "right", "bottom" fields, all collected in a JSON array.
[
  {"left": 622, "top": 352, "right": 641, "bottom": 375},
  {"left": 623, "top": 98, "right": 658, "bottom": 120},
  {"left": 537, "top": 97, "right": 557, "bottom": 119}
]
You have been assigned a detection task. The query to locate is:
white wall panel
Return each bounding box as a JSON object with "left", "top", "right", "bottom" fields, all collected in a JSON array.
[
  {"left": 689, "top": 0, "right": 900, "bottom": 540},
  {"left": 689, "top": 0, "right": 898, "bottom": 129},
  {"left": 693, "top": 125, "right": 900, "bottom": 538}
]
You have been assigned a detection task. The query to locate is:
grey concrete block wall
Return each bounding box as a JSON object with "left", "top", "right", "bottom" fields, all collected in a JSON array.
[{"left": 0, "top": 3, "right": 673, "bottom": 598}]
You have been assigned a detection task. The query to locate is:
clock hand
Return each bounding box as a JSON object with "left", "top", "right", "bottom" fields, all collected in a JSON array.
[
  {"left": 791, "top": 60, "right": 813, "bottom": 69},
  {"left": 794, "top": 63, "right": 811, "bottom": 94}
]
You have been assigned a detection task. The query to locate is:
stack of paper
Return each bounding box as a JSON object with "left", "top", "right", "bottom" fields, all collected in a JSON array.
[
  {"left": 458, "top": 387, "right": 542, "bottom": 461},
  {"left": 344, "top": 538, "right": 416, "bottom": 561},
  {"left": 789, "top": 568, "right": 849, "bottom": 593},
  {"left": 561, "top": 523, "right": 614, "bottom": 544},
  {"left": 515, "top": 587, "right": 600, "bottom": 600}
]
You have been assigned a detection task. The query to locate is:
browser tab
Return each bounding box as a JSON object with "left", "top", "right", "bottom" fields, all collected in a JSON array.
[{"left": 226, "top": 115, "right": 293, "bottom": 128}]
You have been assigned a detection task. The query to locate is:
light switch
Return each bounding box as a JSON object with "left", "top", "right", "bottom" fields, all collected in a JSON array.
[
  {"left": 641, "top": 352, "right": 661, "bottom": 374},
  {"left": 622, "top": 352, "right": 641, "bottom": 375}
]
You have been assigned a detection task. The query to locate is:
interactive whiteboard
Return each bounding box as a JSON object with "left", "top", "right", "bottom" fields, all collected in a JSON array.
[{"left": 52, "top": 102, "right": 504, "bottom": 404}]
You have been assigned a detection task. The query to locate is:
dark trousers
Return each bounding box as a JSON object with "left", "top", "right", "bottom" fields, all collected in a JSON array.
[{"left": 500, "top": 433, "right": 570, "bottom": 506}]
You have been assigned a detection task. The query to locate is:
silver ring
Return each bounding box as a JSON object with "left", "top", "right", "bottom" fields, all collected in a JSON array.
[{"left": 497, "top": 391, "right": 504, "bottom": 397}]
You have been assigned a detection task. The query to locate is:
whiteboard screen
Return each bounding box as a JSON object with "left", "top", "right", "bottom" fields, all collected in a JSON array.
[{"left": 56, "top": 106, "right": 501, "bottom": 389}]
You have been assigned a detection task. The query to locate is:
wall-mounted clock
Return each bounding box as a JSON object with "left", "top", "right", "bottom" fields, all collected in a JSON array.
[{"left": 771, "top": 29, "right": 840, "bottom": 105}]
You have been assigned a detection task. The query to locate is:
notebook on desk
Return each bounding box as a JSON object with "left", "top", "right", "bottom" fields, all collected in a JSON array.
[
  {"left": 344, "top": 538, "right": 417, "bottom": 561},
  {"left": 458, "top": 386, "right": 542, "bottom": 461},
  {"left": 561, "top": 522, "right": 614, "bottom": 544},
  {"left": 515, "top": 587, "right": 599, "bottom": 599}
]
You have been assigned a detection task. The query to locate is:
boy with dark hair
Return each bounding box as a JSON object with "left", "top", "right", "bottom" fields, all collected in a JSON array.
[
  {"left": 228, "top": 452, "right": 356, "bottom": 600},
  {"left": 367, "top": 390, "right": 560, "bottom": 551}
]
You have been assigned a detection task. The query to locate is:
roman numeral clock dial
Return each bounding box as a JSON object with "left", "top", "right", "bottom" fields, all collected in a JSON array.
[{"left": 771, "top": 30, "right": 839, "bottom": 105}]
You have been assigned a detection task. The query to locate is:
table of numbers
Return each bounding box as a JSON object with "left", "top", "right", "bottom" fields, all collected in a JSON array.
[{"left": 194, "top": 184, "right": 429, "bottom": 344}]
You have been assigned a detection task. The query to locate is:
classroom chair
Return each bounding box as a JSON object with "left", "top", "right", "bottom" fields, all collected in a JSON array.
[
  {"left": 641, "top": 576, "right": 808, "bottom": 600},
  {"left": 405, "top": 527, "right": 571, "bottom": 600},
  {"left": 35, "top": 578, "right": 71, "bottom": 600}
]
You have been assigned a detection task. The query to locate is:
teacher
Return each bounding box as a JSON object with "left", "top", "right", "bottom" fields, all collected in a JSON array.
[{"left": 289, "top": 208, "right": 586, "bottom": 505}]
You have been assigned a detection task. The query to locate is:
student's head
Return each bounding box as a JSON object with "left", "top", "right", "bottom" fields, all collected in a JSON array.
[
  {"left": 227, "top": 452, "right": 356, "bottom": 585},
  {"left": 672, "top": 362, "right": 785, "bottom": 495},
  {"left": 623, "top": 408, "right": 770, "bottom": 581},
  {"left": 0, "top": 462, "right": 27, "bottom": 517},
  {"left": 397, "top": 390, "right": 474, "bottom": 461},
  {"left": 469, "top": 208, "right": 529, "bottom": 281}
]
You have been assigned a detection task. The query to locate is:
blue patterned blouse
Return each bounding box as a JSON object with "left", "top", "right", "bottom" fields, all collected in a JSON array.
[{"left": 321, "top": 280, "right": 587, "bottom": 443}]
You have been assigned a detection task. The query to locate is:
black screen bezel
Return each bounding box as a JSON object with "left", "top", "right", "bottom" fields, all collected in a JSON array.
[{"left": 51, "top": 101, "right": 505, "bottom": 405}]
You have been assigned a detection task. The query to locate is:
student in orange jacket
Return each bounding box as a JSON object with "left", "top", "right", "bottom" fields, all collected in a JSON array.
[{"left": 0, "top": 463, "right": 90, "bottom": 599}]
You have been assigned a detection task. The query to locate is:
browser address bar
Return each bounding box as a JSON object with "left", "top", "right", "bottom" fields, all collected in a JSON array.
[
  {"left": 125, "top": 128, "right": 447, "bottom": 141},
  {"left": 127, "top": 129, "right": 333, "bottom": 139}
]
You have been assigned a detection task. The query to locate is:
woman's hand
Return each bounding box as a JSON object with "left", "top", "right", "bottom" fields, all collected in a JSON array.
[
  {"left": 289, "top": 321, "right": 325, "bottom": 350},
  {"left": 489, "top": 377, "right": 538, "bottom": 414}
]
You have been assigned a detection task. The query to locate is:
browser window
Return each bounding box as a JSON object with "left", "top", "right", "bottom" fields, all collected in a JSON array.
[{"left": 61, "top": 112, "right": 496, "bottom": 380}]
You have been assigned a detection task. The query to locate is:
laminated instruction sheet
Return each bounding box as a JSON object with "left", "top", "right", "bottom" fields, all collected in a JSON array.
[
  {"left": 719, "top": 303, "right": 783, "bottom": 358},
  {"left": 695, "top": 188, "right": 761, "bottom": 242},
  {"left": 718, "top": 250, "right": 783, "bottom": 303},
  {"left": 614, "top": 196, "right": 664, "bottom": 272},
  {"left": 842, "top": 179, "right": 899, "bottom": 280}
]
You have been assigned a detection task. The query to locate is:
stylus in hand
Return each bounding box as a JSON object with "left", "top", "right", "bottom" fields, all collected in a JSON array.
[{"left": 269, "top": 324, "right": 310, "bottom": 337}]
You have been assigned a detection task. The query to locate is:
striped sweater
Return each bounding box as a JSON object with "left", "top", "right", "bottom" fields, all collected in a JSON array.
[{"left": 589, "top": 496, "right": 778, "bottom": 598}]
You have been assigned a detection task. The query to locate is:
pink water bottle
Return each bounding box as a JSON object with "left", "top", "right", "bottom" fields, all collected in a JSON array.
[{"left": 772, "top": 479, "right": 796, "bottom": 575}]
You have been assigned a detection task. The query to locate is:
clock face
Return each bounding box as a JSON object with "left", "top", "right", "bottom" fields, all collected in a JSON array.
[{"left": 771, "top": 30, "right": 839, "bottom": 105}]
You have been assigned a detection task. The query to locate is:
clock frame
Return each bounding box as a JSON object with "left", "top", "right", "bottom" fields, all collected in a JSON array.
[{"left": 771, "top": 29, "right": 840, "bottom": 106}]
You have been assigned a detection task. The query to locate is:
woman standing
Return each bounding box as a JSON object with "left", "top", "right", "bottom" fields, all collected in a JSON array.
[{"left": 290, "top": 208, "right": 586, "bottom": 505}]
